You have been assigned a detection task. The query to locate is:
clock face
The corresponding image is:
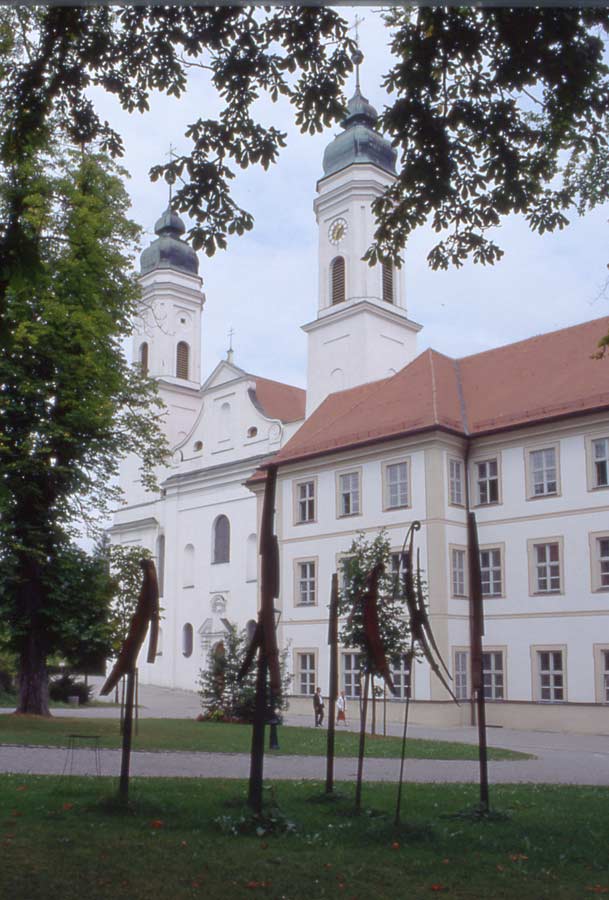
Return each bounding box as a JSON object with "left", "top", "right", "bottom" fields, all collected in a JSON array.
[{"left": 328, "top": 217, "right": 348, "bottom": 245}]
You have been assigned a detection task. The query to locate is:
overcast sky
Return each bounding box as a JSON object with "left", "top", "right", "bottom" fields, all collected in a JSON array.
[{"left": 97, "top": 7, "right": 609, "bottom": 391}]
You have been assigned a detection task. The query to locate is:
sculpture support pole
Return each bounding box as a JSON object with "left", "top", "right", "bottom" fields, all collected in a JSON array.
[
  {"left": 325, "top": 574, "right": 339, "bottom": 794},
  {"left": 354, "top": 670, "right": 370, "bottom": 814},
  {"left": 468, "top": 511, "right": 490, "bottom": 814},
  {"left": 394, "top": 653, "right": 413, "bottom": 826},
  {"left": 248, "top": 642, "right": 267, "bottom": 814},
  {"left": 119, "top": 667, "right": 136, "bottom": 804}
]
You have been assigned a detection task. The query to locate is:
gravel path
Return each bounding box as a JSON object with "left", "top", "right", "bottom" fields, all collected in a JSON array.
[
  {"left": 1, "top": 742, "right": 608, "bottom": 785},
  {"left": 2, "top": 681, "right": 608, "bottom": 785}
]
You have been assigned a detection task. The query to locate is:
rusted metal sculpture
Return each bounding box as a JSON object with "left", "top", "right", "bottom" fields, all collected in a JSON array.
[
  {"left": 468, "top": 511, "right": 490, "bottom": 813},
  {"left": 361, "top": 562, "right": 397, "bottom": 695},
  {"left": 394, "top": 521, "right": 458, "bottom": 825},
  {"left": 101, "top": 557, "right": 159, "bottom": 803},
  {"left": 238, "top": 465, "right": 281, "bottom": 813}
]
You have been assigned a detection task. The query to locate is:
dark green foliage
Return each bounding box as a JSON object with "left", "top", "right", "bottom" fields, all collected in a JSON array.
[
  {"left": 0, "top": 146, "right": 168, "bottom": 713},
  {"left": 106, "top": 543, "right": 153, "bottom": 655},
  {"left": 0, "top": 6, "right": 352, "bottom": 259},
  {"left": 369, "top": 8, "right": 609, "bottom": 269},
  {"left": 46, "top": 542, "right": 115, "bottom": 675},
  {"left": 198, "top": 623, "right": 291, "bottom": 724},
  {"left": 48, "top": 673, "right": 93, "bottom": 705},
  {"left": 199, "top": 625, "right": 257, "bottom": 723}
]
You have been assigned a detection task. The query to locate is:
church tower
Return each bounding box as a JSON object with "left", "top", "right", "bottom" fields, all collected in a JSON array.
[
  {"left": 303, "top": 52, "right": 421, "bottom": 416},
  {"left": 134, "top": 208, "right": 205, "bottom": 447}
]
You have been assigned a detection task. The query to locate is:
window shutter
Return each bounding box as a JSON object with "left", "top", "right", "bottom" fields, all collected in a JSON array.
[
  {"left": 382, "top": 261, "right": 394, "bottom": 303},
  {"left": 176, "top": 341, "right": 190, "bottom": 379},
  {"left": 331, "top": 257, "right": 345, "bottom": 305},
  {"left": 139, "top": 342, "right": 149, "bottom": 375}
]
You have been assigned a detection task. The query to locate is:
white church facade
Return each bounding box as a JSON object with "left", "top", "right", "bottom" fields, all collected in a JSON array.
[{"left": 111, "top": 73, "right": 609, "bottom": 734}]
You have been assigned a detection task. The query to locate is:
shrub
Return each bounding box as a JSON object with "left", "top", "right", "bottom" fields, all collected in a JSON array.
[{"left": 49, "top": 673, "right": 93, "bottom": 705}]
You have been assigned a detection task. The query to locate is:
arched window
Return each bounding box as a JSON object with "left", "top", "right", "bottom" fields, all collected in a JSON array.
[
  {"left": 246, "top": 533, "right": 258, "bottom": 582},
  {"left": 330, "top": 256, "right": 345, "bottom": 305},
  {"left": 176, "top": 341, "right": 190, "bottom": 379},
  {"left": 182, "top": 623, "right": 193, "bottom": 658},
  {"left": 219, "top": 402, "right": 231, "bottom": 442},
  {"left": 139, "top": 342, "right": 149, "bottom": 375},
  {"left": 155, "top": 534, "right": 165, "bottom": 597},
  {"left": 382, "top": 260, "right": 394, "bottom": 303},
  {"left": 213, "top": 515, "right": 230, "bottom": 564},
  {"left": 183, "top": 543, "right": 195, "bottom": 588}
]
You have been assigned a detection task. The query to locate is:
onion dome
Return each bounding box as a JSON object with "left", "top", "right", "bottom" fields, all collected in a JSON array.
[
  {"left": 140, "top": 207, "right": 199, "bottom": 276},
  {"left": 322, "top": 51, "right": 396, "bottom": 178}
]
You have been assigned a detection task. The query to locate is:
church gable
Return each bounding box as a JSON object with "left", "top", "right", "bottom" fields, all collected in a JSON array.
[{"left": 202, "top": 359, "right": 248, "bottom": 391}]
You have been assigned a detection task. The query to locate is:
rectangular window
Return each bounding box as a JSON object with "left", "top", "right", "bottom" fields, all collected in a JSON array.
[
  {"left": 599, "top": 538, "right": 609, "bottom": 589},
  {"left": 343, "top": 652, "right": 362, "bottom": 699},
  {"left": 480, "top": 548, "right": 502, "bottom": 597},
  {"left": 449, "top": 458, "right": 464, "bottom": 506},
  {"left": 454, "top": 650, "right": 469, "bottom": 701},
  {"left": 338, "top": 471, "right": 360, "bottom": 517},
  {"left": 390, "top": 551, "right": 406, "bottom": 597},
  {"left": 530, "top": 447, "right": 558, "bottom": 496},
  {"left": 297, "top": 561, "right": 316, "bottom": 606},
  {"left": 593, "top": 437, "right": 609, "bottom": 488},
  {"left": 385, "top": 461, "right": 409, "bottom": 509},
  {"left": 534, "top": 542, "right": 561, "bottom": 593},
  {"left": 451, "top": 548, "right": 467, "bottom": 597},
  {"left": 603, "top": 649, "right": 609, "bottom": 703},
  {"left": 296, "top": 480, "right": 315, "bottom": 523},
  {"left": 538, "top": 650, "right": 564, "bottom": 702},
  {"left": 390, "top": 654, "right": 412, "bottom": 699},
  {"left": 297, "top": 652, "right": 316, "bottom": 696},
  {"left": 482, "top": 650, "right": 505, "bottom": 700},
  {"left": 475, "top": 458, "right": 499, "bottom": 505}
]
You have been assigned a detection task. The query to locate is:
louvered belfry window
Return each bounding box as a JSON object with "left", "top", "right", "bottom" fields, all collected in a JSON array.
[
  {"left": 382, "top": 260, "right": 394, "bottom": 303},
  {"left": 331, "top": 256, "right": 345, "bottom": 305},
  {"left": 176, "top": 341, "right": 190, "bottom": 379},
  {"left": 139, "top": 342, "right": 149, "bottom": 375}
]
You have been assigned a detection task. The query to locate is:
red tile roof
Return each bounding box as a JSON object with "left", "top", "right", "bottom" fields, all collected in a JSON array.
[
  {"left": 269, "top": 316, "right": 609, "bottom": 467},
  {"left": 250, "top": 375, "right": 305, "bottom": 424}
]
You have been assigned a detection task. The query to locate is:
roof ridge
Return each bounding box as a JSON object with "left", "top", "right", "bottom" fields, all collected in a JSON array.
[
  {"left": 428, "top": 348, "right": 439, "bottom": 423},
  {"left": 286, "top": 377, "right": 393, "bottom": 454},
  {"left": 453, "top": 358, "right": 469, "bottom": 435},
  {"left": 458, "top": 314, "right": 609, "bottom": 364},
  {"left": 247, "top": 373, "right": 306, "bottom": 394}
]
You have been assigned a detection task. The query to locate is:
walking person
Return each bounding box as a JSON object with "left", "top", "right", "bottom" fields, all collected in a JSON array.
[
  {"left": 336, "top": 690, "right": 347, "bottom": 726},
  {"left": 313, "top": 687, "right": 324, "bottom": 727}
]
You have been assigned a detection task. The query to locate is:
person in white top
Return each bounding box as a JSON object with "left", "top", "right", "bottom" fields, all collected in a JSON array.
[{"left": 336, "top": 690, "right": 347, "bottom": 726}]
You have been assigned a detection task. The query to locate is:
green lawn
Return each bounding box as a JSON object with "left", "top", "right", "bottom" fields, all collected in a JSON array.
[
  {"left": 0, "top": 775, "right": 607, "bottom": 899},
  {"left": 0, "top": 715, "right": 530, "bottom": 761}
]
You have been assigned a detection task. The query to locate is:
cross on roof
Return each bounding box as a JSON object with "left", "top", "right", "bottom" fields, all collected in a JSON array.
[{"left": 167, "top": 143, "right": 176, "bottom": 203}]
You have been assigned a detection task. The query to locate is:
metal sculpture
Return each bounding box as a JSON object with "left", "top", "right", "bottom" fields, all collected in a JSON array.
[
  {"left": 394, "top": 521, "right": 458, "bottom": 825},
  {"left": 361, "top": 562, "right": 397, "bottom": 695},
  {"left": 238, "top": 465, "right": 281, "bottom": 813},
  {"left": 101, "top": 557, "right": 159, "bottom": 803}
]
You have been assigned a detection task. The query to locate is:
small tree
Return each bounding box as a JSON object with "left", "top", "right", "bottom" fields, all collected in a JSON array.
[{"left": 198, "top": 622, "right": 291, "bottom": 723}]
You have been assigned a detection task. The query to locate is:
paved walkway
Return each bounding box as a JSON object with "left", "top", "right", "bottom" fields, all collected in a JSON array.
[{"left": 1, "top": 682, "right": 608, "bottom": 785}]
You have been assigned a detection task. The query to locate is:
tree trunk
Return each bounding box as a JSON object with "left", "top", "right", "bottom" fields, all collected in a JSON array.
[
  {"left": 15, "top": 561, "right": 51, "bottom": 716},
  {"left": 17, "top": 631, "right": 50, "bottom": 716}
]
